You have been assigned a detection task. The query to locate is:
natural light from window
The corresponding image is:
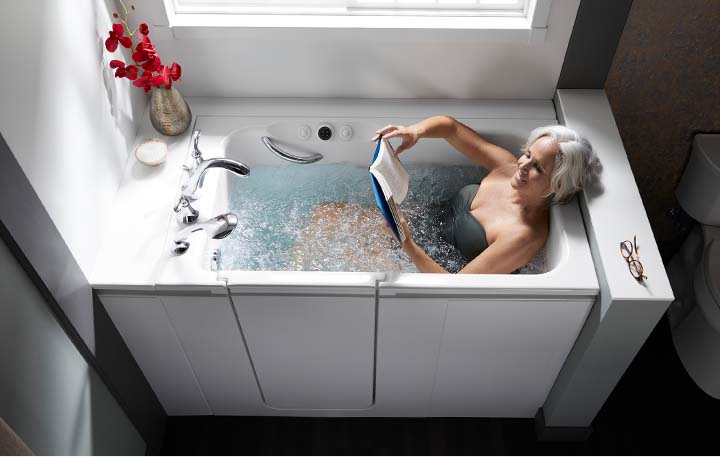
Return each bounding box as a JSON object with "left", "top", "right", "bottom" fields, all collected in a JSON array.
[
  {"left": 163, "top": 0, "right": 551, "bottom": 37},
  {"left": 170, "top": 0, "right": 529, "bottom": 17}
]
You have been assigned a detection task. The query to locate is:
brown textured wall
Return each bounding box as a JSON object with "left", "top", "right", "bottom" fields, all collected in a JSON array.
[{"left": 605, "top": 0, "right": 720, "bottom": 242}]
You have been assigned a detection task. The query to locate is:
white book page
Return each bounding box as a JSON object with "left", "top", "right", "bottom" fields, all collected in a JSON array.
[{"left": 369, "top": 139, "right": 409, "bottom": 203}]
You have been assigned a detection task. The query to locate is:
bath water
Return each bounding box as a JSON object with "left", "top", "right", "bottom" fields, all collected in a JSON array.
[{"left": 220, "top": 163, "right": 546, "bottom": 274}]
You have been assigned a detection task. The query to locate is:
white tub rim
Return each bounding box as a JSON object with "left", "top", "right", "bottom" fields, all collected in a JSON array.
[{"left": 156, "top": 109, "right": 599, "bottom": 296}]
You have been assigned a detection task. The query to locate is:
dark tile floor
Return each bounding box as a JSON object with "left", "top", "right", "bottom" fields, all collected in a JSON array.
[{"left": 161, "top": 314, "right": 720, "bottom": 455}]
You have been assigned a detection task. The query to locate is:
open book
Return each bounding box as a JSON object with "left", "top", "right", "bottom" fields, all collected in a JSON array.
[{"left": 369, "top": 138, "right": 409, "bottom": 242}]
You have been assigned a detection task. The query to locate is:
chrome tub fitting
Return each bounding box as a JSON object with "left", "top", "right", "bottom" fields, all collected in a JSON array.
[
  {"left": 173, "top": 212, "right": 238, "bottom": 254},
  {"left": 262, "top": 136, "right": 323, "bottom": 164},
  {"left": 175, "top": 129, "right": 250, "bottom": 224}
]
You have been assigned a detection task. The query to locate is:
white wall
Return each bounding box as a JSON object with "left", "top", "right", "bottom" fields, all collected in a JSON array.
[
  {"left": 0, "top": 0, "right": 146, "bottom": 278},
  {"left": 153, "top": 0, "right": 579, "bottom": 99},
  {"left": 0, "top": 238, "right": 145, "bottom": 455}
]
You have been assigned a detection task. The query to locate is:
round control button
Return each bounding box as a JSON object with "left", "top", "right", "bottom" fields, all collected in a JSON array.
[
  {"left": 298, "top": 125, "right": 311, "bottom": 140},
  {"left": 318, "top": 125, "right": 333, "bottom": 141},
  {"left": 339, "top": 125, "right": 353, "bottom": 141}
]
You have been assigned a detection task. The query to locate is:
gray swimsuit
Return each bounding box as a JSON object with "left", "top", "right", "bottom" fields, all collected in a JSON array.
[{"left": 441, "top": 183, "right": 489, "bottom": 260}]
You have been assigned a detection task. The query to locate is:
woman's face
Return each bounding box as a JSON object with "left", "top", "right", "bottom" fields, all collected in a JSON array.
[{"left": 510, "top": 136, "right": 558, "bottom": 198}]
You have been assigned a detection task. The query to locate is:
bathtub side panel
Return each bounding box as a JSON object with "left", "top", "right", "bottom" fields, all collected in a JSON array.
[
  {"left": 431, "top": 298, "right": 594, "bottom": 417},
  {"left": 231, "top": 293, "right": 376, "bottom": 410},
  {"left": 161, "top": 294, "right": 264, "bottom": 415},
  {"left": 98, "top": 294, "right": 211, "bottom": 415},
  {"left": 374, "top": 298, "right": 447, "bottom": 416}
]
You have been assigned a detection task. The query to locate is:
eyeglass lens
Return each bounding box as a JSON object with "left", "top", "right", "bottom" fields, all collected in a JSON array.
[
  {"left": 629, "top": 260, "right": 643, "bottom": 278},
  {"left": 621, "top": 241, "right": 634, "bottom": 258}
]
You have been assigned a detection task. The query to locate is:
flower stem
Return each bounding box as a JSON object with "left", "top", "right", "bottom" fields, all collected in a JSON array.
[{"left": 117, "top": 0, "right": 138, "bottom": 44}]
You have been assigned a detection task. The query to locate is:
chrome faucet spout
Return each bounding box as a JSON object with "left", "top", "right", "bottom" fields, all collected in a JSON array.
[
  {"left": 174, "top": 129, "right": 251, "bottom": 224},
  {"left": 181, "top": 157, "right": 250, "bottom": 200},
  {"left": 173, "top": 212, "right": 239, "bottom": 254}
]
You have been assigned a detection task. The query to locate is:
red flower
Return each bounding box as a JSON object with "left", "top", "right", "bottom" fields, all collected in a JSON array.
[
  {"left": 105, "top": 10, "right": 182, "bottom": 93},
  {"left": 142, "top": 55, "right": 162, "bottom": 72},
  {"left": 169, "top": 62, "right": 182, "bottom": 81},
  {"left": 109, "top": 60, "right": 138, "bottom": 80},
  {"left": 124, "top": 65, "right": 139, "bottom": 80},
  {"left": 105, "top": 23, "right": 132, "bottom": 52},
  {"left": 109, "top": 59, "right": 125, "bottom": 75},
  {"left": 132, "top": 35, "right": 154, "bottom": 61},
  {"left": 150, "top": 65, "right": 172, "bottom": 89},
  {"left": 132, "top": 35, "right": 161, "bottom": 71},
  {"left": 132, "top": 70, "right": 156, "bottom": 92}
]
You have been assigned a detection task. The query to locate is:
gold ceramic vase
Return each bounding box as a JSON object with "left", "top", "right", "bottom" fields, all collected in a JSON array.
[{"left": 149, "top": 87, "right": 192, "bottom": 136}]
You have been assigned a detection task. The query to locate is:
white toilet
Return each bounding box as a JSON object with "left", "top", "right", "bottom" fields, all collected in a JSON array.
[{"left": 667, "top": 134, "right": 720, "bottom": 398}]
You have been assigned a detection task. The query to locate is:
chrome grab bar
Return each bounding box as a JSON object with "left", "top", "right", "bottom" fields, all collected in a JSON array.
[{"left": 261, "top": 136, "right": 323, "bottom": 164}]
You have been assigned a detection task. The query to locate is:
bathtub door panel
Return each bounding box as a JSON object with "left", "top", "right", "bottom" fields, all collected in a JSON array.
[
  {"left": 231, "top": 293, "right": 376, "bottom": 410},
  {"left": 160, "top": 294, "right": 264, "bottom": 415},
  {"left": 98, "top": 294, "right": 211, "bottom": 415},
  {"left": 431, "top": 298, "right": 593, "bottom": 418},
  {"left": 374, "top": 298, "right": 447, "bottom": 416}
]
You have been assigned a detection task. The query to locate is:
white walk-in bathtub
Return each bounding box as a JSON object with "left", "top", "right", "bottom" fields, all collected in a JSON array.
[{"left": 144, "top": 106, "right": 599, "bottom": 418}]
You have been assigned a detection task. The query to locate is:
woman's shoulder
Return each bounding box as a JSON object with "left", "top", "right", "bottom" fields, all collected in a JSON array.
[{"left": 487, "top": 163, "right": 516, "bottom": 179}]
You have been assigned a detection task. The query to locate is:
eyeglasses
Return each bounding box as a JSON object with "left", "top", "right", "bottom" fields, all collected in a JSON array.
[{"left": 620, "top": 235, "right": 647, "bottom": 282}]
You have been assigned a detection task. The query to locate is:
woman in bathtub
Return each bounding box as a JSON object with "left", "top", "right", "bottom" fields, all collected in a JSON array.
[{"left": 372, "top": 117, "right": 601, "bottom": 274}]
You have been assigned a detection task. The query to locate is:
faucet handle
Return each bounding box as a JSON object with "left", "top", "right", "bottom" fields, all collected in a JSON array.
[
  {"left": 174, "top": 195, "right": 199, "bottom": 224},
  {"left": 182, "top": 129, "right": 204, "bottom": 177},
  {"left": 191, "top": 129, "right": 203, "bottom": 160},
  {"left": 174, "top": 240, "right": 191, "bottom": 254}
]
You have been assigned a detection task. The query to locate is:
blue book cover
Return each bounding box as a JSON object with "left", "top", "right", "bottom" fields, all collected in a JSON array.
[{"left": 370, "top": 138, "right": 406, "bottom": 243}]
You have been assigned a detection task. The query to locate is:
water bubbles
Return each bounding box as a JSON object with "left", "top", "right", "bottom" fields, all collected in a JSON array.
[{"left": 220, "top": 163, "right": 546, "bottom": 274}]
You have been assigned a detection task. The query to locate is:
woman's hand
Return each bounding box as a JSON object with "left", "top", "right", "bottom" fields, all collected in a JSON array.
[
  {"left": 380, "top": 207, "right": 413, "bottom": 247},
  {"left": 379, "top": 207, "right": 448, "bottom": 273},
  {"left": 370, "top": 124, "right": 421, "bottom": 155}
]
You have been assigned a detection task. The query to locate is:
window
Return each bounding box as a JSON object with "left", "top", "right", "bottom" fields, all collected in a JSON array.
[
  {"left": 160, "top": 0, "right": 552, "bottom": 39},
  {"left": 171, "top": 0, "right": 529, "bottom": 17}
]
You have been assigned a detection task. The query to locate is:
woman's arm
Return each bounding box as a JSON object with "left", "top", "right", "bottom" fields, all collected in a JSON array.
[
  {"left": 457, "top": 231, "right": 540, "bottom": 274},
  {"left": 401, "top": 230, "right": 538, "bottom": 274},
  {"left": 372, "top": 116, "right": 517, "bottom": 171},
  {"left": 385, "top": 217, "right": 447, "bottom": 273},
  {"left": 402, "top": 239, "right": 449, "bottom": 274}
]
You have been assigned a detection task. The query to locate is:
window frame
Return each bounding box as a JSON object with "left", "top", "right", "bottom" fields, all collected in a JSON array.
[
  {"left": 169, "top": 0, "right": 530, "bottom": 17},
  {"left": 147, "top": 0, "right": 552, "bottom": 43}
]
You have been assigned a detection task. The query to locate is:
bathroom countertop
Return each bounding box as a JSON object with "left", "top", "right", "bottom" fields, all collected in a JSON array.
[
  {"left": 539, "top": 90, "right": 676, "bottom": 429},
  {"left": 555, "top": 90, "right": 674, "bottom": 307},
  {"left": 91, "top": 108, "right": 193, "bottom": 289},
  {"left": 90, "top": 97, "right": 559, "bottom": 289}
]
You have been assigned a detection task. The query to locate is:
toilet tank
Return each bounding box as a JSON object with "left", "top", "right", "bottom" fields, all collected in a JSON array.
[{"left": 676, "top": 134, "right": 720, "bottom": 226}]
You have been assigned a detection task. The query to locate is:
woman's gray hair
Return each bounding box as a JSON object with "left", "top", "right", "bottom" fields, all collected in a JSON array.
[{"left": 521, "top": 125, "right": 602, "bottom": 204}]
